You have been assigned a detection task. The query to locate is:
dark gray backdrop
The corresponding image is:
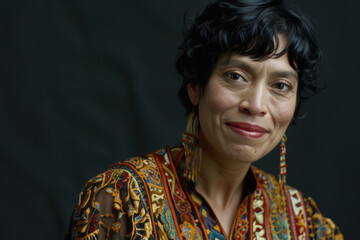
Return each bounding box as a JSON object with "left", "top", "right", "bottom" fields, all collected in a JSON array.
[{"left": 1, "top": 0, "right": 358, "bottom": 239}]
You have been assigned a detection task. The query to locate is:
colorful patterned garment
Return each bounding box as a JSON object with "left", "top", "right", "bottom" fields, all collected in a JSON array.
[{"left": 66, "top": 145, "right": 343, "bottom": 240}]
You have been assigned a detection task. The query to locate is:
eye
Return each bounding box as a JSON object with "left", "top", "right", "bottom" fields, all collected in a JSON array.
[
  {"left": 272, "top": 82, "right": 291, "bottom": 91},
  {"left": 225, "top": 72, "right": 245, "bottom": 81}
]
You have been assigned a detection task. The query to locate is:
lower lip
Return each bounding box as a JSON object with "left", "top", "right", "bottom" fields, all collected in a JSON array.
[{"left": 227, "top": 125, "right": 265, "bottom": 138}]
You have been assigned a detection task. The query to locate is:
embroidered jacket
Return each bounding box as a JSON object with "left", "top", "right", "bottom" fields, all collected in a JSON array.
[{"left": 66, "top": 145, "right": 343, "bottom": 240}]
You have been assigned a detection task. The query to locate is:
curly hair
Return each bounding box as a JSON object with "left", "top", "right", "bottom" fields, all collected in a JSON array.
[{"left": 176, "top": 0, "right": 322, "bottom": 122}]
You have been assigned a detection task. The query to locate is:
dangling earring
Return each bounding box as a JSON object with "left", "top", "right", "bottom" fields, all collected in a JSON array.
[
  {"left": 182, "top": 107, "right": 201, "bottom": 184},
  {"left": 277, "top": 134, "right": 288, "bottom": 212},
  {"left": 279, "top": 134, "right": 287, "bottom": 186}
]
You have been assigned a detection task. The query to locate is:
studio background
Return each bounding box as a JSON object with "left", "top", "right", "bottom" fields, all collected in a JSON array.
[{"left": 1, "top": 0, "right": 358, "bottom": 239}]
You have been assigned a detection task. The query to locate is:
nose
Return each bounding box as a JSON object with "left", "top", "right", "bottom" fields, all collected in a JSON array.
[{"left": 238, "top": 83, "right": 268, "bottom": 116}]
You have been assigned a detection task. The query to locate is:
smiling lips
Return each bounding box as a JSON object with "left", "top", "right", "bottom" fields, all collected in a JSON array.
[{"left": 226, "top": 122, "right": 267, "bottom": 138}]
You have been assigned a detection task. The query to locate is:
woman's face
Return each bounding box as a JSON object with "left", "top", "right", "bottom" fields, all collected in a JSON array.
[{"left": 188, "top": 47, "right": 298, "bottom": 164}]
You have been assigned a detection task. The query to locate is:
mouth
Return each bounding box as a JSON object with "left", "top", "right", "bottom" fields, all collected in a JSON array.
[{"left": 226, "top": 122, "right": 267, "bottom": 138}]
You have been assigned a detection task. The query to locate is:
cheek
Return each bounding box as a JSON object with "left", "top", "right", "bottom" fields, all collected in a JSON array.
[
  {"left": 273, "top": 99, "right": 296, "bottom": 126},
  {"left": 200, "top": 86, "right": 237, "bottom": 115},
  {"left": 198, "top": 85, "right": 237, "bottom": 135}
]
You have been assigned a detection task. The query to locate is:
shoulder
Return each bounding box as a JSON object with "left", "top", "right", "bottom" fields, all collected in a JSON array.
[
  {"left": 251, "top": 166, "right": 343, "bottom": 240},
  {"left": 66, "top": 147, "right": 172, "bottom": 239},
  {"left": 66, "top": 168, "right": 133, "bottom": 239},
  {"left": 76, "top": 152, "right": 158, "bottom": 204},
  {"left": 77, "top": 145, "right": 178, "bottom": 207},
  {"left": 251, "top": 166, "right": 312, "bottom": 200},
  {"left": 106, "top": 146, "right": 178, "bottom": 183},
  {"left": 301, "top": 195, "right": 343, "bottom": 239}
]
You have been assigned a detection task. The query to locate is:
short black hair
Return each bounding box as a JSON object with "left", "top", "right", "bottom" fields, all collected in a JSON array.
[{"left": 176, "top": 0, "right": 322, "bottom": 122}]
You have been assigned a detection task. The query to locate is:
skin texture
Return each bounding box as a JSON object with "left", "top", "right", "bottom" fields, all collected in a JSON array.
[{"left": 187, "top": 36, "right": 298, "bottom": 236}]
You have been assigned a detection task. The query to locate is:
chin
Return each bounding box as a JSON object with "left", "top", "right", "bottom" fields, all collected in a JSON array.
[{"left": 225, "top": 145, "right": 265, "bottom": 164}]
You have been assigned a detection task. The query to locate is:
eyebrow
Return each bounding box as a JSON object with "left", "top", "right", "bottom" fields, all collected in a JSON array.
[
  {"left": 270, "top": 71, "right": 298, "bottom": 81},
  {"left": 217, "top": 57, "right": 298, "bottom": 81},
  {"left": 217, "top": 58, "right": 254, "bottom": 73}
]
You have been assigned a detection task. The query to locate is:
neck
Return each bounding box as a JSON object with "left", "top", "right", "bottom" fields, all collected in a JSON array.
[{"left": 195, "top": 145, "right": 252, "bottom": 210}]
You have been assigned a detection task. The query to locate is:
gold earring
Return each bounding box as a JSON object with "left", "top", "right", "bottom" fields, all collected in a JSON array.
[
  {"left": 182, "top": 107, "right": 201, "bottom": 184},
  {"left": 278, "top": 134, "right": 288, "bottom": 211},
  {"left": 279, "top": 134, "right": 287, "bottom": 185}
]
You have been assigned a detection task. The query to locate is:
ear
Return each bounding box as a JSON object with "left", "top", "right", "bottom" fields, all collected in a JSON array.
[{"left": 187, "top": 83, "right": 200, "bottom": 105}]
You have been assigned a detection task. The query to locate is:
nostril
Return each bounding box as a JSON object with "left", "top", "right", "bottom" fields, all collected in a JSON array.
[{"left": 239, "top": 106, "right": 253, "bottom": 116}]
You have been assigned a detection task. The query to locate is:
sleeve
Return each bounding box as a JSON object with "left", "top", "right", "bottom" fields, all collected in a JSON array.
[
  {"left": 304, "top": 196, "right": 344, "bottom": 240},
  {"left": 65, "top": 168, "right": 149, "bottom": 240}
]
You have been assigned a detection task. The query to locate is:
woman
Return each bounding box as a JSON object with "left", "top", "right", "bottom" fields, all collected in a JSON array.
[{"left": 66, "top": 0, "right": 343, "bottom": 239}]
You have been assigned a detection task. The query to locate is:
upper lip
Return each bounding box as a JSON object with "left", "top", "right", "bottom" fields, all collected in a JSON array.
[{"left": 226, "top": 122, "right": 267, "bottom": 133}]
